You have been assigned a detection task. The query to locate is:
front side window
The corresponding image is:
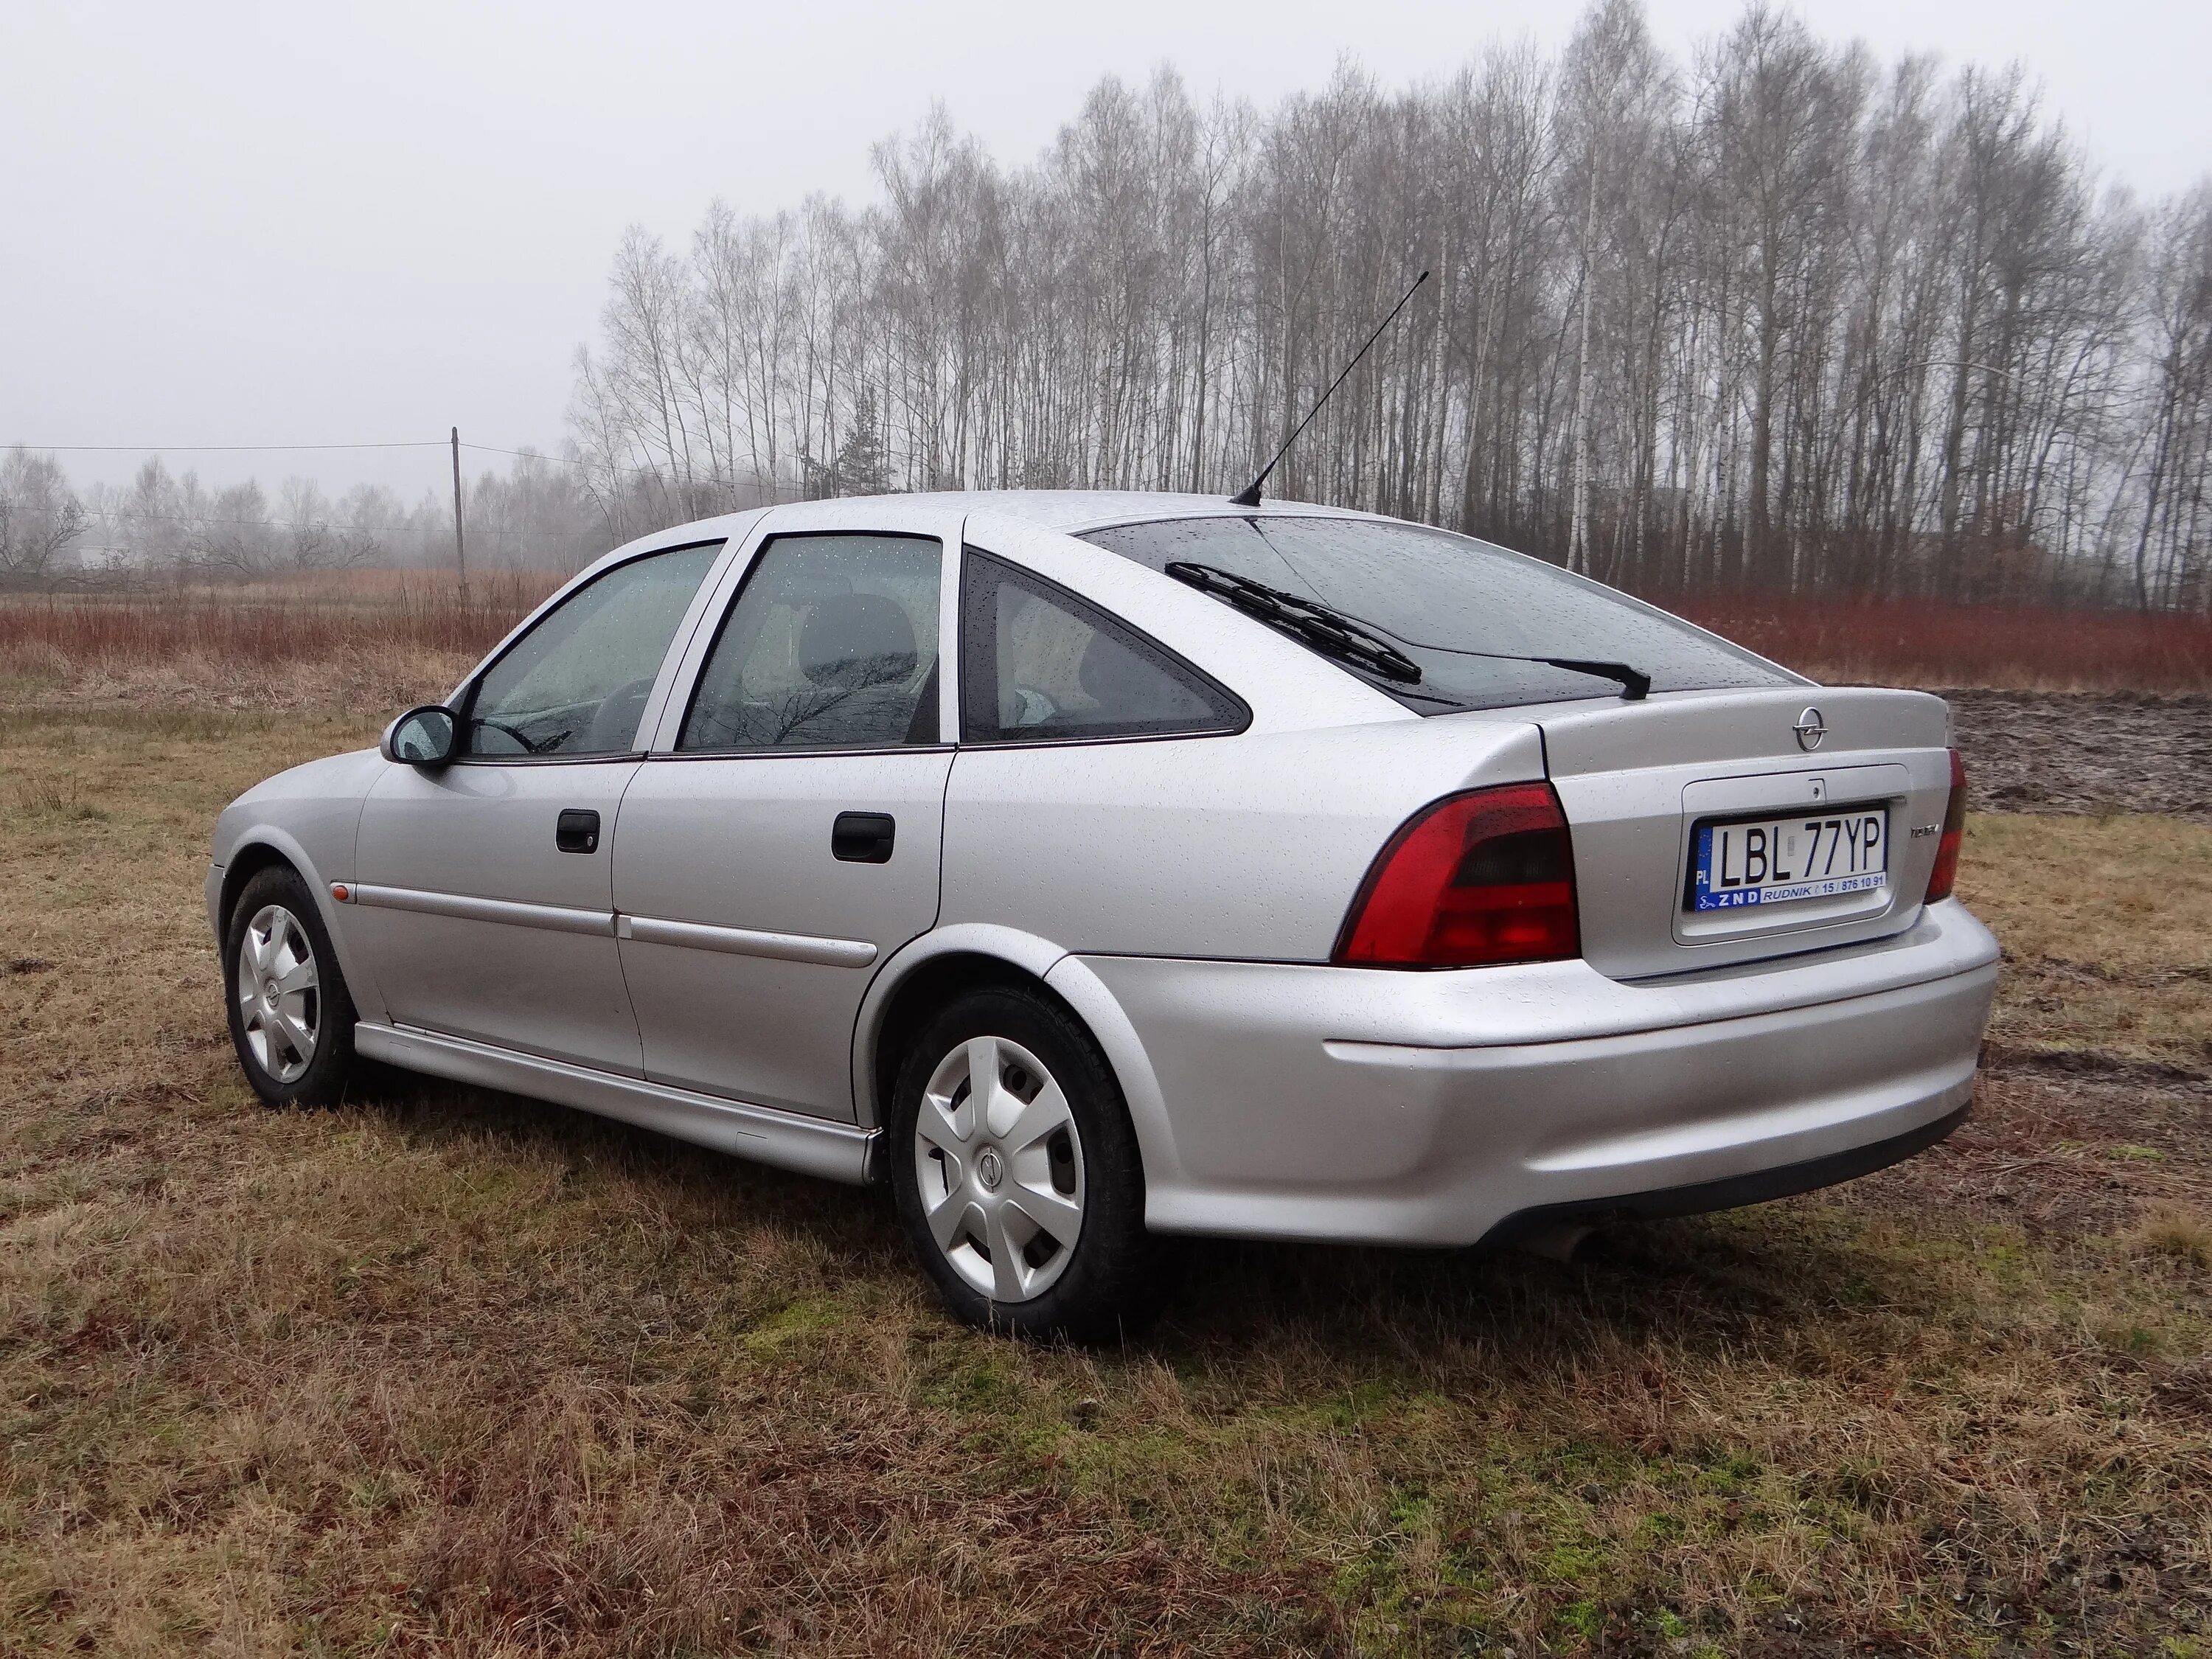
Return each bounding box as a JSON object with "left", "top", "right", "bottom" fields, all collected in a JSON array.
[
  {"left": 1080, "top": 516, "right": 1796, "bottom": 713},
  {"left": 679, "top": 533, "right": 943, "bottom": 751},
  {"left": 464, "top": 541, "right": 721, "bottom": 757},
  {"left": 961, "top": 551, "right": 1245, "bottom": 744}
]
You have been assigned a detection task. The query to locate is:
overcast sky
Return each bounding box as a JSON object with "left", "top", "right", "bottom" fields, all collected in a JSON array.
[{"left": 4, "top": 0, "right": 2206, "bottom": 502}]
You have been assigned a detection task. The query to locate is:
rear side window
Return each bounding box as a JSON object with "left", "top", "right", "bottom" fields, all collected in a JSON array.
[
  {"left": 680, "top": 533, "right": 942, "bottom": 751},
  {"left": 960, "top": 550, "right": 1245, "bottom": 744},
  {"left": 1080, "top": 516, "right": 1795, "bottom": 713}
]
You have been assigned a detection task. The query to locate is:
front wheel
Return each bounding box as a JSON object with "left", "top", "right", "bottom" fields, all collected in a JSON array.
[
  {"left": 223, "top": 865, "right": 360, "bottom": 1107},
  {"left": 889, "top": 987, "right": 1167, "bottom": 1342}
]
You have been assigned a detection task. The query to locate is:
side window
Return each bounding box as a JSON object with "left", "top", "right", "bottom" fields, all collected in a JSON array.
[
  {"left": 960, "top": 550, "right": 1246, "bottom": 744},
  {"left": 465, "top": 541, "right": 721, "bottom": 758},
  {"left": 678, "top": 534, "right": 943, "bottom": 752}
]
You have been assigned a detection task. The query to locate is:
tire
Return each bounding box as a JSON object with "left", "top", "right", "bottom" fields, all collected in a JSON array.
[
  {"left": 223, "top": 864, "right": 361, "bottom": 1107},
  {"left": 889, "top": 985, "right": 1168, "bottom": 1342}
]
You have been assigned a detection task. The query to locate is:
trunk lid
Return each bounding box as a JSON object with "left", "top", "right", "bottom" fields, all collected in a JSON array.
[{"left": 1532, "top": 686, "right": 1955, "bottom": 980}]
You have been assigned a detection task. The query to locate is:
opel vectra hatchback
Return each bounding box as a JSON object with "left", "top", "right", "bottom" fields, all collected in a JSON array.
[{"left": 210, "top": 493, "right": 1997, "bottom": 1338}]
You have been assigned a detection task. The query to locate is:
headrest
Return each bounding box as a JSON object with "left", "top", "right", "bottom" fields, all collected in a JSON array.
[
  {"left": 1077, "top": 628, "right": 1156, "bottom": 710},
  {"left": 799, "top": 593, "right": 918, "bottom": 689}
]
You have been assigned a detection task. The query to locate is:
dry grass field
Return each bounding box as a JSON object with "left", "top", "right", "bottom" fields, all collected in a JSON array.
[
  {"left": 2, "top": 582, "right": 2210, "bottom": 1655},
  {"left": 0, "top": 572, "right": 554, "bottom": 716}
]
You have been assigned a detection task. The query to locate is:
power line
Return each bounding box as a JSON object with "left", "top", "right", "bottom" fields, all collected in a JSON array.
[
  {"left": 72, "top": 507, "right": 533, "bottom": 538},
  {"left": 11, "top": 441, "right": 449, "bottom": 453},
  {"left": 459, "top": 441, "right": 585, "bottom": 465},
  {"left": 458, "top": 441, "right": 712, "bottom": 484},
  {"left": 12, "top": 434, "right": 726, "bottom": 490}
]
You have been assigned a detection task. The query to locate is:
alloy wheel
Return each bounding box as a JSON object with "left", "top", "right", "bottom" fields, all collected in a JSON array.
[
  {"left": 237, "top": 904, "right": 319, "bottom": 1084},
  {"left": 912, "top": 1033, "right": 1086, "bottom": 1301}
]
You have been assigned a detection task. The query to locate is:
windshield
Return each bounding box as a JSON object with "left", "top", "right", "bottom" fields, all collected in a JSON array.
[{"left": 1079, "top": 515, "right": 1798, "bottom": 712}]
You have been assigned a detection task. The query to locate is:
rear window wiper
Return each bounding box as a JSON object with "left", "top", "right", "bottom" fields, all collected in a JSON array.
[
  {"left": 1498, "top": 655, "right": 1651, "bottom": 700},
  {"left": 1166, "top": 562, "right": 1424, "bottom": 684},
  {"left": 1165, "top": 561, "right": 1650, "bottom": 700}
]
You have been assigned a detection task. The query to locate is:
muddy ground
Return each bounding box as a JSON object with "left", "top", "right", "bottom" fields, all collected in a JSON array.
[
  {"left": 1867, "top": 1046, "right": 2212, "bottom": 1237},
  {"left": 1944, "top": 689, "right": 2211, "bottom": 821}
]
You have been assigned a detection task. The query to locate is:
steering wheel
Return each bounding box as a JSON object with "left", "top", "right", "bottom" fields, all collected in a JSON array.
[{"left": 469, "top": 717, "right": 557, "bottom": 755}]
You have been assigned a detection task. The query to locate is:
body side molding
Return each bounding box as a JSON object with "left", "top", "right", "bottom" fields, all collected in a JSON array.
[
  {"left": 347, "top": 886, "right": 877, "bottom": 967},
  {"left": 355, "top": 1022, "right": 879, "bottom": 1184},
  {"left": 349, "top": 883, "right": 616, "bottom": 938},
  {"left": 617, "top": 914, "right": 877, "bottom": 967}
]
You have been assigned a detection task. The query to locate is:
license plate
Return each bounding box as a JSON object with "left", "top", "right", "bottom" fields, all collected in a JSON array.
[{"left": 1689, "top": 807, "right": 1888, "bottom": 911}]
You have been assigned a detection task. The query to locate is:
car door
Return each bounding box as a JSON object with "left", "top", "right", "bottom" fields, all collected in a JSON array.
[
  {"left": 611, "top": 511, "right": 960, "bottom": 1120},
  {"left": 350, "top": 538, "right": 730, "bottom": 1073}
]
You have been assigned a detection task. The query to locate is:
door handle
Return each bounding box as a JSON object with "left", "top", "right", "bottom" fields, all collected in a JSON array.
[
  {"left": 556, "top": 808, "right": 601, "bottom": 854},
  {"left": 831, "top": 811, "right": 895, "bottom": 864}
]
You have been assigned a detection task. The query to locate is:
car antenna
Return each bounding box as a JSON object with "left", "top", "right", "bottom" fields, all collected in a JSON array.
[{"left": 1229, "top": 270, "right": 1430, "bottom": 509}]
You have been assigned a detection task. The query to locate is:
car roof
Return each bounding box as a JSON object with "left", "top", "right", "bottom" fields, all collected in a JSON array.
[
  {"left": 874, "top": 490, "right": 1388, "bottom": 533},
  {"left": 622, "top": 490, "right": 1386, "bottom": 554}
]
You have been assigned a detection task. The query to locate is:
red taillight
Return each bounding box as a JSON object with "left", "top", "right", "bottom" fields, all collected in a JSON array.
[
  {"left": 1923, "top": 747, "right": 1967, "bottom": 904},
  {"left": 1335, "top": 782, "right": 1581, "bottom": 969}
]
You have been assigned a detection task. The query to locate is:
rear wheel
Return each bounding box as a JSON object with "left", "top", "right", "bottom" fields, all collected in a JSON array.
[
  {"left": 223, "top": 865, "right": 359, "bottom": 1107},
  {"left": 889, "top": 987, "right": 1166, "bottom": 1341}
]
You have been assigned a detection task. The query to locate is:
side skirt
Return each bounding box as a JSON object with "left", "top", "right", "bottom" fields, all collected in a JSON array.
[{"left": 354, "top": 1022, "right": 880, "bottom": 1186}]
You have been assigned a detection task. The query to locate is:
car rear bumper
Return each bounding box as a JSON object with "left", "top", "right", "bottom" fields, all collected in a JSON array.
[
  {"left": 1478, "top": 1101, "right": 1970, "bottom": 1245},
  {"left": 1078, "top": 900, "right": 1999, "bottom": 1246}
]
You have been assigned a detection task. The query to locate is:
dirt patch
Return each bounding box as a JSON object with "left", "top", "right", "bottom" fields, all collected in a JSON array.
[{"left": 1944, "top": 689, "right": 2212, "bottom": 821}]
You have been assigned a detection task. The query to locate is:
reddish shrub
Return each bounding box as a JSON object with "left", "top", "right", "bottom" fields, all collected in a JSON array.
[
  {"left": 1665, "top": 592, "right": 2212, "bottom": 693},
  {"left": 0, "top": 570, "right": 556, "bottom": 667},
  {"left": 4, "top": 574, "right": 2205, "bottom": 695}
]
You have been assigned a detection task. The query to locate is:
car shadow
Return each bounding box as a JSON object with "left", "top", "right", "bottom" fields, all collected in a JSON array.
[
  {"left": 344, "top": 1065, "right": 1921, "bottom": 1374},
  {"left": 1152, "top": 1217, "right": 1887, "bottom": 1373}
]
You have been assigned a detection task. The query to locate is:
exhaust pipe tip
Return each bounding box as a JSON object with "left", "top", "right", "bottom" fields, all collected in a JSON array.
[{"left": 1512, "top": 1220, "right": 1597, "bottom": 1265}]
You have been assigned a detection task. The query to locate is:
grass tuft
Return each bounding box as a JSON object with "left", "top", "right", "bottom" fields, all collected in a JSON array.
[{"left": 2128, "top": 1204, "right": 2212, "bottom": 1269}]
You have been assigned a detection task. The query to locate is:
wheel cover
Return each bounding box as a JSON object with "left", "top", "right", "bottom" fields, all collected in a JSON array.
[
  {"left": 913, "top": 1033, "right": 1087, "bottom": 1302},
  {"left": 237, "top": 904, "right": 319, "bottom": 1085}
]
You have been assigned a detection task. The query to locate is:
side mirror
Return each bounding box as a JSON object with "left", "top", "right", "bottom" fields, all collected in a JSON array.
[{"left": 380, "top": 705, "right": 459, "bottom": 768}]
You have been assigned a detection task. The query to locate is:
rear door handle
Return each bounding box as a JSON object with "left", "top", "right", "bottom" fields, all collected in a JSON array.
[
  {"left": 832, "top": 811, "right": 895, "bottom": 863},
  {"left": 556, "top": 808, "right": 600, "bottom": 854}
]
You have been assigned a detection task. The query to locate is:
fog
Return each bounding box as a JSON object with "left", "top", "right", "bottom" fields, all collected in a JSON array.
[{"left": 3, "top": 0, "right": 2206, "bottom": 501}]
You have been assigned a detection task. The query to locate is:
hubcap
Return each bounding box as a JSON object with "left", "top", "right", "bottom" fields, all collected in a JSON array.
[
  {"left": 913, "top": 1033, "right": 1085, "bottom": 1303},
  {"left": 237, "top": 904, "right": 319, "bottom": 1085}
]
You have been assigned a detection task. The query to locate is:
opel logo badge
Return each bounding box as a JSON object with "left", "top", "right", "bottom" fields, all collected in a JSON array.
[
  {"left": 976, "top": 1147, "right": 1004, "bottom": 1191},
  {"left": 1793, "top": 707, "right": 1827, "bottom": 751}
]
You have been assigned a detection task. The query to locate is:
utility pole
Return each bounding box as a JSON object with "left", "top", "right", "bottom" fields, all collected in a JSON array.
[{"left": 450, "top": 425, "right": 470, "bottom": 604}]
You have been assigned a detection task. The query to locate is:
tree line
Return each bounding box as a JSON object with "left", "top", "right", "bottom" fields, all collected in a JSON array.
[
  {"left": 568, "top": 0, "right": 2212, "bottom": 610},
  {"left": 0, "top": 450, "right": 607, "bottom": 582}
]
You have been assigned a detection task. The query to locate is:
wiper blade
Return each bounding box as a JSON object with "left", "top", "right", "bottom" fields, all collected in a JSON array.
[
  {"left": 1366, "top": 639, "right": 1649, "bottom": 702},
  {"left": 1165, "top": 562, "right": 1423, "bottom": 685},
  {"left": 1166, "top": 560, "right": 1650, "bottom": 701},
  {"left": 1526, "top": 657, "right": 1650, "bottom": 700},
  {"left": 1233, "top": 517, "right": 1652, "bottom": 700}
]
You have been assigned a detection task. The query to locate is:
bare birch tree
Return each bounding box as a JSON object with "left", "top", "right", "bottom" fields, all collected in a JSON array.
[{"left": 560, "top": 0, "right": 2212, "bottom": 609}]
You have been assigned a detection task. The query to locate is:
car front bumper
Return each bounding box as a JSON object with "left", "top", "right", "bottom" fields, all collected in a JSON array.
[{"left": 1078, "top": 900, "right": 2000, "bottom": 1247}]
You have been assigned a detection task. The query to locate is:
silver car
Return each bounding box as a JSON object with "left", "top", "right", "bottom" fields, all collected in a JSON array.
[{"left": 209, "top": 493, "right": 1997, "bottom": 1337}]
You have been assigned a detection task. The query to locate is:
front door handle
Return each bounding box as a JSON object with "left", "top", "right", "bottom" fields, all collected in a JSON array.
[
  {"left": 832, "top": 811, "right": 895, "bottom": 863},
  {"left": 556, "top": 808, "right": 601, "bottom": 854}
]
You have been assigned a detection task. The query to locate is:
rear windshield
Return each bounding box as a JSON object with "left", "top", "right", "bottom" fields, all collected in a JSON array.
[{"left": 1079, "top": 515, "right": 1796, "bottom": 713}]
